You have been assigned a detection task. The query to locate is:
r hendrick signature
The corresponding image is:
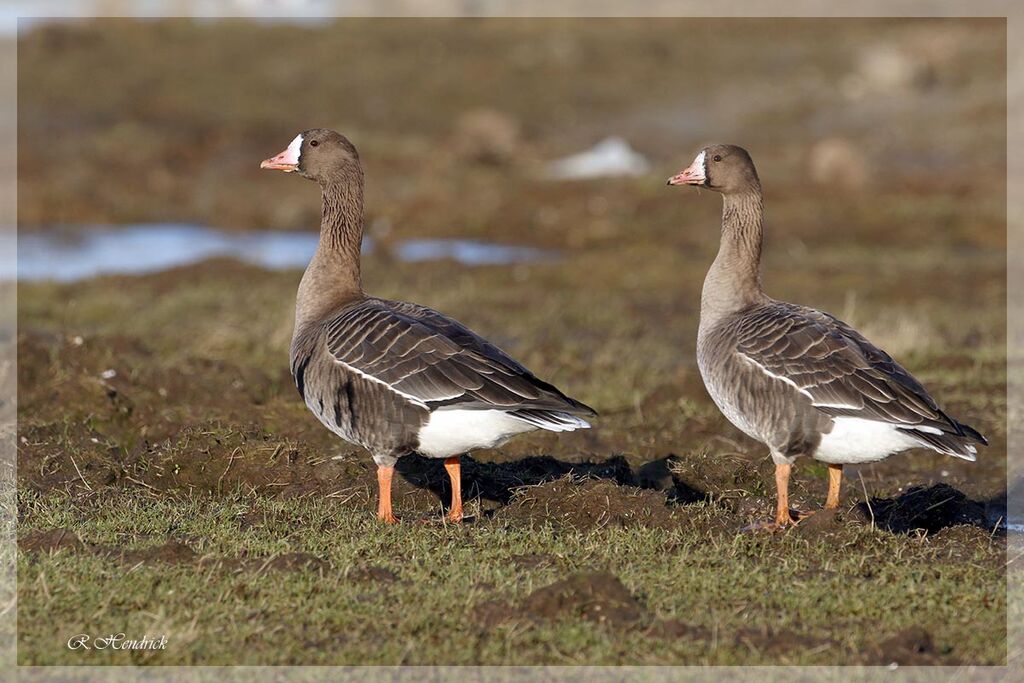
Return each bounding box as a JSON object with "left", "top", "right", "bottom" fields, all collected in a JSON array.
[{"left": 67, "top": 633, "right": 168, "bottom": 651}]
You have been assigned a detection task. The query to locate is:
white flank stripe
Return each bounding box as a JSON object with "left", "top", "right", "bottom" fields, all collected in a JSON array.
[
  {"left": 811, "top": 401, "right": 861, "bottom": 409},
  {"left": 740, "top": 354, "right": 814, "bottom": 400},
  {"left": 330, "top": 358, "right": 431, "bottom": 408}
]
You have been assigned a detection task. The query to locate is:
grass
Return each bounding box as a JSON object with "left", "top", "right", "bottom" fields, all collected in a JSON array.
[
  {"left": 13, "top": 17, "right": 1009, "bottom": 667},
  {"left": 17, "top": 488, "right": 1006, "bottom": 666},
  {"left": 13, "top": 242, "right": 1008, "bottom": 665}
]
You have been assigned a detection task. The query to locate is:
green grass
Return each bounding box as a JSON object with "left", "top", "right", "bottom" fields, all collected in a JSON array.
[{"left": 17, "top": 488, "right": 1006, "bottom": 666}]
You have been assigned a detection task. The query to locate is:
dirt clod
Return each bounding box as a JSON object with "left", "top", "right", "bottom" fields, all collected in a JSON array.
[
  {"left": 18, "top": 528, "right": 84, "bottom": 553},
  {"left": 509, "top": 553, "right": 557, "bottom": 569},
  {"left": 856, "top": 483, "right": 989, "bottom": 535},
  {"left": 265, "top": 552, "right": 327, "bottom": 572},
  {"left": 347, "top": 566, "right": 399, "bottom": 583},
  {"left": 790, "top": 508, "right": 843, "bottom": 538},
  {"left": 496, "top": 477, "right": 676, "bottom": 530},
  {"left": 474, "top": 599, "right": 519, "bottom": 629},
  {"left": 519, "top": 571, "right": 645, "bottom": 628},
  {"left": 119, "top": 541, "right": 197, "bottom": 566},
  {"left": 872, "top": 626, "right": 938, "bottom": 665},
  {"left": 645, "top": 619, "right": 711, "bottom": 640}
]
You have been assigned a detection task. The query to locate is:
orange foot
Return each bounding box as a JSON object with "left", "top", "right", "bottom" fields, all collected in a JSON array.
[
  {"left": 415, "top": 510, "right": 465, "bottom": 525},
  {"left": 377, "top": 512, "right": 400, "bottom": 525},
  {"left": 742, "top": 508, "right": 811, "bottom": 532}
]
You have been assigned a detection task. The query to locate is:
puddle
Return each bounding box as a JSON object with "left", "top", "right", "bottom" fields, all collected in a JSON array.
[{"left": 11, "top": 224, "right": 558, "bottom": 282}]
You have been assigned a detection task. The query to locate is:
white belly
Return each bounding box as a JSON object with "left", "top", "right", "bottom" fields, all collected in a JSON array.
[
  {"left": 814, "top": 417, "right": 920, "bottom": 464},
  {"left": 416, "top": 409, "right": 536, "bottom": 459}
]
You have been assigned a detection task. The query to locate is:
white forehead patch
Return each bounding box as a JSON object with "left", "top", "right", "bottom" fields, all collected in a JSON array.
[
  {"left": 281, "top": 134, "right": 304, "bottom": 165},
  {"left": 692, "top": 150, "right": 706, "bottom": 169}
]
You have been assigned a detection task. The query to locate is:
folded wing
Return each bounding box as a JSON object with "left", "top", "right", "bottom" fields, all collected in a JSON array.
[
  {"left": 322, "top": 298, "right": 596, "bottom": 418},
  {"left": 735, "top": 302, "right": 984, "bottom": 457}
]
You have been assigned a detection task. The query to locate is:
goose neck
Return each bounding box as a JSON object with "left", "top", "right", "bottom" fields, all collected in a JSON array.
[{"left": 701, "top": 190, "right": 767, "bottom": 325}]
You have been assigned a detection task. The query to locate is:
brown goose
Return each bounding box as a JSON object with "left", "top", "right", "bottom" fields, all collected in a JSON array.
[
  {"left": 261, "top": 129, "right": 595, "bottom": 523},
  {"left": 667, "top": 144, "right": 985, "bottom": 529}
]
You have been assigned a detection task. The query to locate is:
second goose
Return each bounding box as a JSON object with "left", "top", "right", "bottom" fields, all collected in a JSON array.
[{"left": 667, "top": 144, "right": 985, "bottom": 529}]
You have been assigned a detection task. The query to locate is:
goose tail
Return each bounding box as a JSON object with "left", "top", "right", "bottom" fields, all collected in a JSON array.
[
  {"left": 508, "top": 409, "right": 592, "bottom": 432},
  {"left": 899, "top": 414, "right": 986, "bottom": 462}
]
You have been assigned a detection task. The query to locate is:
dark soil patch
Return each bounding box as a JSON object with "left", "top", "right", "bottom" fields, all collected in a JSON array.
[
  {"left": 17, "top": 418, "right": 694, "bottom": 528},
  {"left": 18, "top": 528, "right": 85, "bottom": 553},
  {"left": 263, "top": 552, "right": 328, "bottom": 572},
  {"left": 732, "top": 625, "right": 837, "bottom": 660},
  {"left": 518, "top": 571, "right": 645, "bottom": 628},
  {"left": 18, "top": 527, "right": 328, "bottom": 573},
  {"left": 396, "top": 453, "right": 635, "bottom": 510},
  {"left": 130, "top": 423, "right": 349, "bottom": 495},
  {"left": 346, "top": 565, "right": 399, "bottom": 583},
  {"left": 474, "top": 599, "right": 519, "bottom": 629},
  {"left": 869, "top": 626, "right": 940, "bottom": 665},
  {"left": 236, "top": 511, "right": 268, "bottom": 530},
  {"left": 509, "top": 553, "right": 557, "bottom": 569},
  {"left": 789, "top": 508, "right": 844, "bottom": 539},
  {"left": 17, "top": 421, "right": 127, "bottom": 494},
  {"left": 644, "top": 618, "right": 712, "bottom": 640},
  {"left": 473, "top": 572, "right": 644, "bottom": 630},
  {"left": 855, "top": 483, "right": 991, "bottom": 535},
  {"left": 728, "top": 495, "right": 777, "bottom": 522},
  {"left": 927, "top": 524, "right": 1005, "bottom": 565},
  {"left": 16, "top": 330, "right": 279, "bottom": 451},
  {"left": 635, "top": 455, "right": 709, "bottom": 504},
  {"left": 119, "top": 541, "right": 197, "bottom": 566},
  {"left": 19, "top": 532, "right": 198, "bottom": 566},
  {"left": 494, "top": 477, "right": 677, "bottom": 530},
  {"left": 17, "top": 414, "right": 357, "bottom": 500},
  {"left": 474, "top": 553, "right": 865, "bottom": 648},
  {"left": 669, "top": 450, "right": 775, "bottom": 504}
]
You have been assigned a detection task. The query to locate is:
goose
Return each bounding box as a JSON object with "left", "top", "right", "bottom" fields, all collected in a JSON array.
[
  {"left": 261, "top": 129, "right": 595, "bottom": 524},
  {"left": 667, "top": 144, "right": 985, "bottom": 529}
]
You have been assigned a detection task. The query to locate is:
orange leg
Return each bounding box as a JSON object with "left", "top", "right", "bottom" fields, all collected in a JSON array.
[
  {"left": 444, "top": 456, "right": 463, "bottom": 523},
  {"left": 376, "top": 465, "right": 399, "bottom": 524},
  {"left": 825, "top": 464, "right": 843, "bottom": 510},
  {"left": 774, "top": 462, "right": 796, "bottom": 526}
]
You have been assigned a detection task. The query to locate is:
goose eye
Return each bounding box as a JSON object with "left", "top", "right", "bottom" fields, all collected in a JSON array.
[
  {"left": 713, "top": 154, "right": 722, "bottom": 162},
  {"left": 310, "top": 140, "right": 319, "bottom": 147}
]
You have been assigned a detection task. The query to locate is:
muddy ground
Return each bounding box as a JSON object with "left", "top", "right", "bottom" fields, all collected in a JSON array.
[
  {"left": 14, "top": 17, "right": 1008, "bottom": 666},
  {"left": 14, "top": 252, "right": 1008, "bottom": 665}
]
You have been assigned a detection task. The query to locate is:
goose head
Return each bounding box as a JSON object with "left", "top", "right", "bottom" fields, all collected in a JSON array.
[
  {"left": 667, "top": 144, "right": 760, "bottom": 195},
  {"left": 261, "top": 129, "right": 361, "bottom": 184}
]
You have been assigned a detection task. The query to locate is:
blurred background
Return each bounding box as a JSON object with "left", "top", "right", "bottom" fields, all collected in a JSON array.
[{"left": 16, "top": 16, "right": 1006, "bottom": 239}]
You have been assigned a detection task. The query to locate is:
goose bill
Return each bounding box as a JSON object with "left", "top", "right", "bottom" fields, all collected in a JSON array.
[
  {"left": 667, "top": 150, "right": 706, "bottom": 186},
  {"left": 260, "top": 134, "right": 303, "bottom": 172}
]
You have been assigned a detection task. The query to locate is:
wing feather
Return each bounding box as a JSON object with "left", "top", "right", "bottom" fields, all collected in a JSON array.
[
  {"left": 736, "top": 302, "right": 984, "bottom": 447},
  {"left": 322, "top": 298, "right": 596, "bottom": 415}
]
